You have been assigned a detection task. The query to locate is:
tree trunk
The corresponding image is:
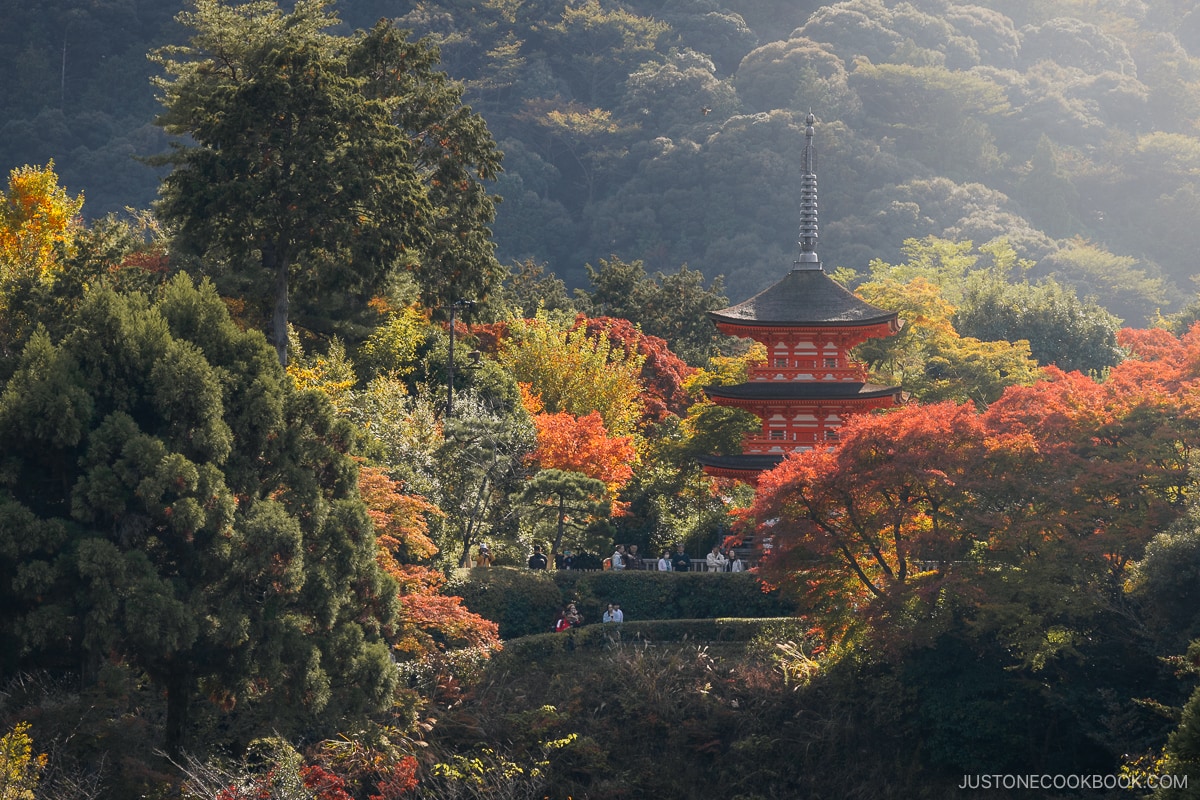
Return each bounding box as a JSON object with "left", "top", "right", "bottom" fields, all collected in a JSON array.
[
  {"left": 264, "top": 241, "right": 289, "bottom": 366},
  {"left": 164, "top": 661, "right": 192, "bottom": 757}
]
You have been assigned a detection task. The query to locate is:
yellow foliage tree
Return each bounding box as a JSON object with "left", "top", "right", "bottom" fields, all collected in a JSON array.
[
  {"left": 285, "top": 327, "right": 357, "bottom": 412},
  {"left": 0, "top": 162, "right": 84, "bottom": 282},
  {"left": 855, "top": 276, "right": 1039, "bottom": 405},
  {"left": 0, "top": 722, "right": 45, "bottom": 800},
  {"left": 499, "top": 312, "right": 645, "bottom": 436}
]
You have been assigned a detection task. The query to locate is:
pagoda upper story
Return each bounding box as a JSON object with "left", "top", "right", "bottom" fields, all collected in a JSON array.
[
  {"left": 709, "top": 266, "right": 900, "bottom": 380},
  {"left": 700, "top": 113, "right": 903, "bottom": 481}
]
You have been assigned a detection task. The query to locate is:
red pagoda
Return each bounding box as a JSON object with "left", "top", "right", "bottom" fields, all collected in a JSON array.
[{"left": 700, "top": 114, "right": 904, "bottom": 482}]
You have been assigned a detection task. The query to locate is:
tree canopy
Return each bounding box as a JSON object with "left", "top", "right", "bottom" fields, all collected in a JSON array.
[
  {"left": 152, "top": 0, "right": 501, "bottom": 364},
  {"left": 0, "top": 274, "right": 400, "bottom": 753}
]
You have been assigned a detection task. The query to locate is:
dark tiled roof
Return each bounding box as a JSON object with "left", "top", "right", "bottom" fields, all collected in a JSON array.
[
  {"left": 710, "top": 267, "right": 897, "bottom": 327},
  {"left": 705, "top": 382, "right": 902, "bottom": 400},
  {"left": 697, "top": 454, "right": 784, "bottom": 472}
]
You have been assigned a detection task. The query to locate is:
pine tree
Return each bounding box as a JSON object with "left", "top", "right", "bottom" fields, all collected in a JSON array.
[{"left": 0, "top": 274, "right": 399, "bottom": 754}]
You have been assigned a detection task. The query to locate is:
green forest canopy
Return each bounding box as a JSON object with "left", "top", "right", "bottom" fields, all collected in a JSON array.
[{"left": 4, "top": 0, "right": 1200, "bottom": 325}]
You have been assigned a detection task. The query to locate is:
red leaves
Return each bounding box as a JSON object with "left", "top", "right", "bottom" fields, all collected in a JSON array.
[
  {"left": 578, "top": 315, "right": 695, "bottom": 422},
  {"left": 368, "top": 757, "right": 419, "bottom": 800},
  {"left": 358, "top": 464, "right": 500, "bottom": 661},
  {"left": 394, "top": 575, "right": 500, "bottom": 655},
  {"left": 754, "top": 326, "right": 1200, "bottom": 641},
  {"left": 300, "top": 764, "right": 354, "bottom": 800}
]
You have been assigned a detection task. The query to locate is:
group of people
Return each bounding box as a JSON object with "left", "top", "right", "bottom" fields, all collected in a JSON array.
[
  {"left": 646, "top": 543, "right": 745, "bottom": 572},
  {"left": 477, "top": 541, "right": 747, "bottom": 572},
  {"left": 605, "top": 544, "right": 644, "bottom": 570},
  {"left": 703, "top": 544, "right": 746, "bottom": 573},
  {"left": 551, "top": 600, "right": 628, "bottom": 632},
  {"left": 608, "top": 542, "right": 744, "bottom": 572},
  {"left": 522, "top": 544, "right": 590, "bottom": 570}
]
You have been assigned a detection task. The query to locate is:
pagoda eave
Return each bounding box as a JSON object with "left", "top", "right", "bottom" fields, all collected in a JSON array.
[
  {"left": 712, "top": 317, "right": 899, "bottom": 342},
  {"left": 698, "top": 454, "right": 784, "bottom": 482},
  {"left": 705, "top": 382, "right": 904, "bottom": 403}
]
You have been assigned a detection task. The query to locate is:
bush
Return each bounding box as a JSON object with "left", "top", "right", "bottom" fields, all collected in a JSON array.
[
  {"left": 553, "top": 570, "right": 795, "bottom": 627},
  {"left": 445, "top": 568, "right": 565, "bottom": 639},
  {"left": 495, "top": 618, "right": 811, "bottom": 663},
  {"left": 448, "top": 568, "right": 798, "bottom": 640}
]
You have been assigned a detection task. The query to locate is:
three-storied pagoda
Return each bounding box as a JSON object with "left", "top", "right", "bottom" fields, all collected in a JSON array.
[{"left": 699, "top": 114, "right": 904, "bottom": 482}]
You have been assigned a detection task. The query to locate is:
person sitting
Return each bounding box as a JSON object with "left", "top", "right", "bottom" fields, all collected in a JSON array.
[
  {"left": 528, "top": 545, "right": 548, "bottom": 570},
  {"left": 706, "top": 545, "right": 728, "bottom": 572}
]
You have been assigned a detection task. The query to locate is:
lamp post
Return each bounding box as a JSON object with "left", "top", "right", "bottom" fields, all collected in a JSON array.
[{"left": 446, "top": 299, "right": 476, "bottom": 419}]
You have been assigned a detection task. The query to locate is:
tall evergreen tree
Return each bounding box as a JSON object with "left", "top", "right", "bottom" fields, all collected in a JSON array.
[
  {"left": 0, "top": 275, "right": 399, "bottom": 754},
  {"left": 151, "top": 0, "right": 502, "bottom": 365}
]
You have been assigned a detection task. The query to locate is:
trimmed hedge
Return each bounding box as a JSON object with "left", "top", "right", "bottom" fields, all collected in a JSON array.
[
  {"left": 496, "top": 617, "right": 812, "bottom": 662},
  {"left": 445, "top": 567, "right": 564, "bottom": 639},
  {"left": 446, "top": 567, "right": 798, "bottom": 639}
]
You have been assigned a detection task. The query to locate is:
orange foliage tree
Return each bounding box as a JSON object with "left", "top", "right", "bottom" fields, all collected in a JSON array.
[
  {"left": 358, "top": 465, "right": 499, "bottom": 662},
  {"left": 530, "top": 410, "right": 636, "bottom": 495},
  {"left": 524, "top": 409, "right": 638, "bottom": 555}
]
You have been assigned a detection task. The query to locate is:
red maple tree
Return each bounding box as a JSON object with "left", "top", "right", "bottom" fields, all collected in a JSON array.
[
  {"left": 755, "top": 328, "right": 1200, "bottom": 649},
  {"left": 357, "top": 465, "right": 500, "bottom": 660}
]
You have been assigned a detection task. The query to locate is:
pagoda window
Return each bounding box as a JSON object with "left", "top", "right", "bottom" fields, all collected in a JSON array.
[
  {"left": 770, "top": 430, "right": 786, "bottom": 440},
  {"left": 774, "top": 357, "right": 788, "bottom": 368},
  {"left": 823, "top": 357, "right": 838, "bottom": 368},
  {"left": 824, "top": 429, "right": 840, "bottom": 442}
]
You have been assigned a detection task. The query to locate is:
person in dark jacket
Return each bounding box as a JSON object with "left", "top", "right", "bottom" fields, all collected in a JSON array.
[{"left": 672, "top": 543, "right": 691, "bottom": 572}]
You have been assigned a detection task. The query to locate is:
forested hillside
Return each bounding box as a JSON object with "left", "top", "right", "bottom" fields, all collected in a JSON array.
[{"left": 5, "top": 0, "right": 1200, "bottom": 323}]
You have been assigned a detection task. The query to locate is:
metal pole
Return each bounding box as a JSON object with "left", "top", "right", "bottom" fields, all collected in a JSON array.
[
  {"left": 446, "top": 299, "right": 476, "bottom": 418},
  {"left": 447, "top": 301, "right": 457, "bottom": 418}
]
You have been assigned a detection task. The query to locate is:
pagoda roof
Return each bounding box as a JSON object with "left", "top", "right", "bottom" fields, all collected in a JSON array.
[
  {"left": 697, "top": 454, "right": 784, "bottom": 473},
  {"left": 705, "top": 381, "right": 902, "bottom": 401},
  {"left": 709, "top": 267, "right": 898, "bottom": 328}
]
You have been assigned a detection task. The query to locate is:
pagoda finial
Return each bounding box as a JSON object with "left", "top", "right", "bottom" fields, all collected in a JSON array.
[{"left": 795, "top": 111, "right": 820, "bottom": 270}]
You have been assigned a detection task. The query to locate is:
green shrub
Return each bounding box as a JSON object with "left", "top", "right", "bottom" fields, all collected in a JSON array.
[
  {"left": 496, "top": 618, "right": 810, "bottom": 664},
  {"left": 445, "top": 568, "right": 565, "bottom": 639},
  {"left": 553, "top": 570, "right": 795, "bottom": 625},
  {"left": 448, "top": 568, "right": 799, "bottom": 640}
]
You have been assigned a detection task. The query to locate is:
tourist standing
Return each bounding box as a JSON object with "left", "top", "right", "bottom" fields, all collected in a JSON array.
[
  {"left": 706, "top": 545, "right": 728, "bottom": 572},
  {"left": 672, "top": 543, "right": 691, "bottom": 572}
]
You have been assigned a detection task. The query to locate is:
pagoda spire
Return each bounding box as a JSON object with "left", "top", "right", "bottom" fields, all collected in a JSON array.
[{"left": 795, "top": 111, "right": 820, "bottom": 270}]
